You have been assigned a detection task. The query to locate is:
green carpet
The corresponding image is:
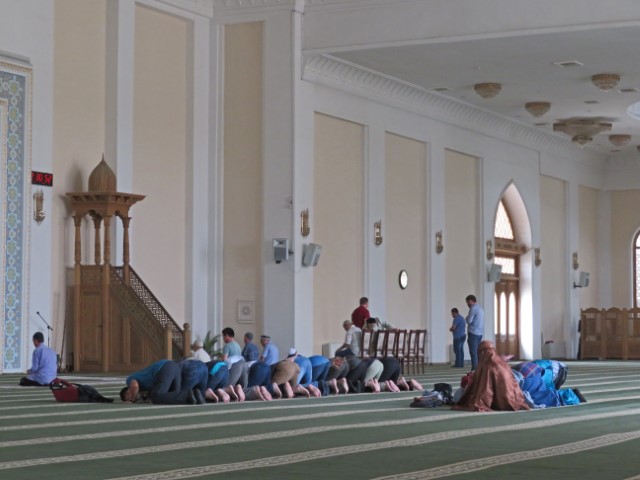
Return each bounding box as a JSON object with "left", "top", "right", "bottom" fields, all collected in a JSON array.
[{"left": 1, "top": 361, "right": 640, "bottom": 479}]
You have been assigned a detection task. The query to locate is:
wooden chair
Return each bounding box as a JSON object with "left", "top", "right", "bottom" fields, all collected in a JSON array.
[
  {"left": 407, "top": 329, "right": 427, "bottom": 374},
  {"left": 392, "top": 329, "right": 407, "bottom": 372},
  {"left": 374, "top": 330, "right": 388, "bottom": 358},
  {"left": 360, "top": 329, "right": 374, "bottom": 358},
  {"left": 385, "top": 329, "right": 397, "bottom": 358},
  {"left": 404, "top": 329, "right": 416, "bottom": 373}
]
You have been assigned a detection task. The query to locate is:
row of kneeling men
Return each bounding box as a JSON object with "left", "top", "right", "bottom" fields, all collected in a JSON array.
[{"left": 119, "top": 351, "right": 423, "bottom": 405}]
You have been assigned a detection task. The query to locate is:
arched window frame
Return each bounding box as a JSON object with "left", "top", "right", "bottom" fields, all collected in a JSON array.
[
  {"left": 494, "top": 200, "right": 526, "bottom": 277},
  {"left": 634, "top": 230, "right": 640, "bottom": 308}
]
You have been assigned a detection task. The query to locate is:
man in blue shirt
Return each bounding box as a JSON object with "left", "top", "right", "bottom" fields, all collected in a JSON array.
[
  {"left": 465, "top": 294, "right": 484, "bottom": 370},
  {"left": 259, "top": 335, "right": 279, "bottom": 365},
  {"left": 449, "top": 308, "right": 466, "bottom": 368},
  {"left": 241, "top": 331, "right": 259, "bottom": 362},
  {"left": 119, "top": 359, "right": 205, "bottom": 405},
  {"left": 19, "top": 332, "right": 57, "bottom": 386}
]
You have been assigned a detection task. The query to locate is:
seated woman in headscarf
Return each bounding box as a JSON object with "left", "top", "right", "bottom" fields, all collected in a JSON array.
[{"left": 453, "top": 340, "right": 530, "bottom": 412}]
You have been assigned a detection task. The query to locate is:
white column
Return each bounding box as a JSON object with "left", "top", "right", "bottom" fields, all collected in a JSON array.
[
  {"left": 427, "top": 142, "right": 447, "bottom": 363},
  {"left": 209, "top": 20, "right": 224, "bottom": 338},
  {"left": 366, "top": 123, "right": 386, "bottom": 320},
  {"left": 566, "top": 180, "right": 580, "bottom": 358},
  {"left": 186, "top": 16, "right": 211, "bottom": 337},
  {"left": 292, "top": 0, "right": 315, "bottom": 355},
  {"left": 105, "top": 0, "right": 135, "bottom": 263},
  {"left": 262, "top": 11, "right": 295, "bottom": 350}
]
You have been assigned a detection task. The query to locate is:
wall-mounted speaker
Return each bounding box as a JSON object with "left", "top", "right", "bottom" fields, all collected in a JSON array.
[
  {"left": 574, "top": 271, "right": 590, "bottom": 288},
  {"left": 302, "top": 243, "right": 322, "bottom": 267},
  {"left": 488, "top": 263, "right": 502, "bottom": 283},
  {"left": 273, "top": 238, "right": 290, "bottom": 264}
]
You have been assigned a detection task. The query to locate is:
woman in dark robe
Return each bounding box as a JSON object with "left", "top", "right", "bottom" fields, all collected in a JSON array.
[{"left": 453, "top": 340, "right": 530, "bottom": 412}]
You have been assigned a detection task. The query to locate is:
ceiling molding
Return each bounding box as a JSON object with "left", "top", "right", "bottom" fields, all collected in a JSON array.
[
  {"left": 154, "top": 0, "right": 215, "bottom": 16},
  {"left": 304, "top": 54, "right": 606, "bottom": 168},
  {"left": 212, "top": 0, "right": 294, "bottom": 10}
]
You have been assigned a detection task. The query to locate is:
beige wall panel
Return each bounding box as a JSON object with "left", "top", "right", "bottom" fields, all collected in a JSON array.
[
  {"left": 611, "top": 190, "right": 640, "bottom": 306},
  {"left": 313, "top": 113, "right": 364, "bottom": 354},
  {"left": 52, "top": 0, "right": 107, "bottom": 355},
  {"left": 540, "top": 175, "right": 566, "bottom": 342},
  {"left": 223, "top": 22, "right": 264, "bottom": 338},
  {"left": 444, "top": 149, "right": 478, "bottom": 318},
  {"left": 578, "top": 185, "right": 599, "bottom": 308},
  {"left": 133, "top": 6, "right": 188, "bottom": 324},
  {"left": 385, "top": 133, "right": 426, "bottom": 329}
]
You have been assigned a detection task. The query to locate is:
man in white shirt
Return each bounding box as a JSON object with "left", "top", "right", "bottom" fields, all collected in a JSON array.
[
  {"left": 335, "top": 320, "right": 362, "bottom": 357},
  {"left": 190, "top": 340, "right": 211, "bottom": 362}
]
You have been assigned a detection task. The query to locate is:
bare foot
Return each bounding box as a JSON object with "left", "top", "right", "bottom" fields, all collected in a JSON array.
[
  {"left": 338, "top": 378, "right": 349, "bottom": 394},
  {"left": 205, "top": 388, "right": 218, "bottom": 403},
  {"left": 294, "top": 384, "right": 310, "bottom": 398},
  {"left": 307, "top": 384, "right": 322, "bottom": 397},
  {"left": 409, "top": 379, "right": 423, "bottom": 391},
  {"left": 397, "top": 377, "right": 410, "bottom": 391},
  {"left": 386, "top": 380, "right": 400, "bottom": 392},
  {"left": 271, "top": 383, "right": 282, "bottom": 399},
  {"left": 283, "top": 382, "right": 294, "bottom": 399},
  {"left": 328, "top": 378, "right": 338, "bottom": 395},
  {"left": 252, "top": 386, "right": 265, "bottom": 401},
  {"left": 260, "top": 386, "right": 273, "bottom": 401},
  {"left": 225, "top": 386, "right": 238, "bottom": 402},
  {"left": 235, "top": 384, "right": 245, "bottom": 402},
  {"left": 216, "top": 388, "right": 230, "bottom": 403}
]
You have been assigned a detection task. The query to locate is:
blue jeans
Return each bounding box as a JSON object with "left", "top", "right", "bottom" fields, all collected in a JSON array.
[
  {"left": 467, "top": 333, "right": 482, "bottom": 370},
  {"left": 453, "top": 335, "right": 466, "bottom": 367}
]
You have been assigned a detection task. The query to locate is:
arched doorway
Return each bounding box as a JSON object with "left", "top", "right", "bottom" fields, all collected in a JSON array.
[{"left": 492, "top": 187, "right": 529, "bottom": 359}]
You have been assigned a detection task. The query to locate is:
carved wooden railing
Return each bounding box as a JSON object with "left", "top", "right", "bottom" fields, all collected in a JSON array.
[
  {"left": 581, "top": 307, "right": 640, "bottom": 360},
  {"left": 112, "top": 266, "right": 185, "bottom": 358}
]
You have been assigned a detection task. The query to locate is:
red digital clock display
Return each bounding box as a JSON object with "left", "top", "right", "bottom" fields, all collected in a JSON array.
[{"left": 31, "top": 171, "right": 53, "bottom": 187}]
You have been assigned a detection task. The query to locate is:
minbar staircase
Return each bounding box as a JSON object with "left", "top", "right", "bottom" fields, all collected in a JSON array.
[
  {"left": 67, "top": 158, "right": 191, "bottom": 373},
  {"left": 73, "top": 263, "right": 190, "bottom": 373}
]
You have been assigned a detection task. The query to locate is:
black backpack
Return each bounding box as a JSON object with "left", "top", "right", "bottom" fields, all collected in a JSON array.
[{"left": 433, "top": 383, "right": 454, "bottom": 404}]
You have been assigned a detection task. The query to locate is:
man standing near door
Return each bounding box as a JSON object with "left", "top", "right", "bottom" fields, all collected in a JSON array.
[
  {"left": 465, "top": 295, "right": 484, "bottom": 371},
  {"left": 449, "top": 308, "right": 466, "bottom": 368}
]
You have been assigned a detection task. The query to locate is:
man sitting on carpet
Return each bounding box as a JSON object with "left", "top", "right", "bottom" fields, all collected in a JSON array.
[{"left": 19, "top": 332, "right": 57, "bottom": 386}]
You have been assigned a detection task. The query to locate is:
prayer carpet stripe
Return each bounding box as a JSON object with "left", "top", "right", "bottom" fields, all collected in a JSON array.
[{"left": 0, "top": 407, "right": 637, "bottom": 472}]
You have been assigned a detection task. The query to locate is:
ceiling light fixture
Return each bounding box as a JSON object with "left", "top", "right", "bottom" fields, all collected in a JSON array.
[
  {"left": 473, "top": 83, "right": 501, "bottom": 99},
  {"left": 525, "top": 102, "right": 551, "bottom": 117},
  {"left": 553, "top": 118, "right": 612, "bottom": 146},
  {"left": 591, "top": 73, "right": 621, "bottom": 92},
  {"left": 609, "top": 134, "right": 631, "bottom": 147}
]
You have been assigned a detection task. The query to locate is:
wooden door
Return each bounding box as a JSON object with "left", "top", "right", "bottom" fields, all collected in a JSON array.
[{"left": 494, "top": 276, "right": 520, "bottom": 358}]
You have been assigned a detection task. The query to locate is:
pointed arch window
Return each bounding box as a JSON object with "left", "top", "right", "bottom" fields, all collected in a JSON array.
[
  {"left": 494, "top": 201, "right": 514, "bottom": 240},
  {"left": 634, "top": 231, "right": 640, "bottom": 308}
]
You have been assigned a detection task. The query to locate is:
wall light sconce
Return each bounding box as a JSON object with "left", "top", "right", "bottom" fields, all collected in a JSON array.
[
  {"left": 486, "top": 240, "right": 494, "bottom": 260},
  {"left": 33, "top": 189, "right": 45, "bottom": 224},
  {"left": 534, "top": 247, "right": 542, "bottom": 267},
  {"left": 300, "top": 208, "right": 310, "bottom": 238},
  {"left": 374, "top": 220, "right": 383, "bottom": 246},
  {"left": 435, "top": 231, "right": 444, "bottom": 254},
  {"left": 572, "top": 252, "right": 579, "bottom": 270}
]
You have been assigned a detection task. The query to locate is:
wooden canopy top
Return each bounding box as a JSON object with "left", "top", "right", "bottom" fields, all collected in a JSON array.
[{"left": 66, "top": 191, "right": 145, "bottom": 218}]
